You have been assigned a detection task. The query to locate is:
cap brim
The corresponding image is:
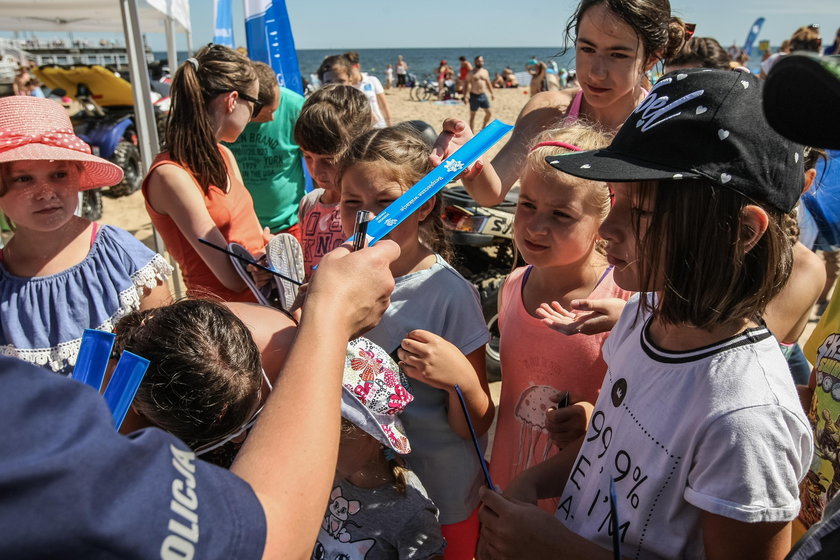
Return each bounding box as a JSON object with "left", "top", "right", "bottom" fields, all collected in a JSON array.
[
  {"left": 0, "top": 144, "right": 123, "bottom": 190},
  {"left": 764, "top": 54, "right": 840, "bottom": 149},
  {"left": 545, "top": 149, "right": 702, "bottom": 183}
]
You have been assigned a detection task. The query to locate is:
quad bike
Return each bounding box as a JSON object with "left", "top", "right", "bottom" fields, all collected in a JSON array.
[
  {"left": 33, "top": 64, "right": 167, "bottom": 220},
  {"left": 441, "top": 185, "right": 521, "bottom": 381}
]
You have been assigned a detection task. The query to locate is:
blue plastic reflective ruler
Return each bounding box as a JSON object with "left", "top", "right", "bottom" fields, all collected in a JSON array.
[
  {"left": 103, "top": 351, "right": 150, "bottom": 429},
  {"left": 350, "top": 120, "right": 513, "bottom": 247},
  {"left": 71, "top": 329, "right": 116, "bottom": 392}
]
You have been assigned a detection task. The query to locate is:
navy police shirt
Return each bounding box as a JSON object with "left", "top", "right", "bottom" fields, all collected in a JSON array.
[{"left": 0, "top": 356, "right": 266, "bottom": 559}]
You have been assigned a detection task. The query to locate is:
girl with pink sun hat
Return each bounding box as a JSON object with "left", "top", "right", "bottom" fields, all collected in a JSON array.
[{"left": 0, "top": 95, "right": 172, "bottom": 375}]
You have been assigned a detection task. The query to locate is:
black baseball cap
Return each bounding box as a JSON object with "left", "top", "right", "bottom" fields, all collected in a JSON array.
[
  {"left": 546, "top": 69, "right": 805, "bottom": 213},
  {"left": 763, "top": 53, "right": 840, "bottom": 150}
]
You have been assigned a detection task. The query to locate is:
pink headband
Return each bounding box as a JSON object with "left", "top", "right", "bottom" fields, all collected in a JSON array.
[
  {"left": 530, "top": 141, "right": 582, "bottom": 153},
  {"left": 0, "top": 128, "right": 92, "bottom": 154}
]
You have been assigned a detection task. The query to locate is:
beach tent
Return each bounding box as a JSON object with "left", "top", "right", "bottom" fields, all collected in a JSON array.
[{"left": 0, "top": 0, "right": 190, "bottom": 291}]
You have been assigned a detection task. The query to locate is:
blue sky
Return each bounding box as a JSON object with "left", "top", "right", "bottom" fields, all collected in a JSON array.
[{"left": 187, "top": 0, "right": 839, "bottom": 51}]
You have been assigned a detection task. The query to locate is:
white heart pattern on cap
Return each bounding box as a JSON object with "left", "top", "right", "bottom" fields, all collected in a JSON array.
[
  {"left": 740, "top": 80, "right": 750, "bottom": 89},
  {"left": 676, "top": 73, "right": 688, "bottom": 81},
  {"left": 696, "top": 106, "right": 708, "bottom": 115},
  {"left": 794, "top": 152, "right": 800, "bottom": 163},
  {"left": 718, "top": 129, "right": 730, "bottom": 140},
  {"left": 580, "top": 164, "right": 591, "bottom": 169},
  {"left": 673, "top": 174, "right": 683, "bottom": 179},
  {"left": 721, "top": 173, "right": 732, "bottom": 183}
]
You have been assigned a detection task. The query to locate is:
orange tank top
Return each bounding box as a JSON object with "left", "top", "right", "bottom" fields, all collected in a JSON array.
[
  {"left": 489, "top": 265, "right": 632, "bottom": 510},
  {"left": 141, "top": 147, "right": 265, "bottom": 303}
]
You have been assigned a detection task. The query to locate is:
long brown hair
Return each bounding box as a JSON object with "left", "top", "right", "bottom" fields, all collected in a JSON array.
[
  {"left": 634, "top": 179, "right": 792, "bottom": 329},
  {"left": 338, "top": 125, "right": 452, "bottom": 261},
  {"left": 165, "top": 44, "right": 256, "bottom": 192}
]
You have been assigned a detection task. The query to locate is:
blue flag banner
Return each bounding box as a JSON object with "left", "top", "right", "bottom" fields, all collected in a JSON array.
[
  {"left": 244, "top": 0, "right": 304, "bottom": 95},
  {"left": 213, "top": 0, "right": 235, "bottom": 48},
  {"left": 742, "top": 17, "right": 765, "bottom": 57}
]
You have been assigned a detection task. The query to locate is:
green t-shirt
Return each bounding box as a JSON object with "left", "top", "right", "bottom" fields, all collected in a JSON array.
[{"left": 225, "top": 87, "right": 306, "bottom": 233}]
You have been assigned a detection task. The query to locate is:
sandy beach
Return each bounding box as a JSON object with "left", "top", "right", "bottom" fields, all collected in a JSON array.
[{"left": 98, "top": 86, "right": 531, "bottom": 252}]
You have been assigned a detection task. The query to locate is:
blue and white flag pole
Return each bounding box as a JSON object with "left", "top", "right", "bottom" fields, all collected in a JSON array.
[
  {"left": 353, "top": 120, "right": 513, "bottom": 246},
  {"left": 212, "top": 0, "right": 235, "bottom": 48},
  {"left": 742, "top": 17, "right": 765, "bottom": 58},
  {"left": 244, "top": 0, "right": 304, "bottom": 95}
]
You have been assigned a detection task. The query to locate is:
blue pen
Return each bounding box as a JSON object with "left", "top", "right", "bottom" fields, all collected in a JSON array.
[{"left": 454, "top": 384, "right": 494, "bottom": 489}]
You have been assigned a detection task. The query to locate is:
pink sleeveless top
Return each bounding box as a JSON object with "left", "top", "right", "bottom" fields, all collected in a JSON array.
[{"left": 489, "top": 265, "right": 631, "bottom": 511}]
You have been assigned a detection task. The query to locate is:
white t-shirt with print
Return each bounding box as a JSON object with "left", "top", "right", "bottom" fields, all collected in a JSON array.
[
  {"left": 357, "top": 73, "right": 386, "bottom": 128},
  {"left": 556, "top": 295, "right": 813, "bottom": 559}
]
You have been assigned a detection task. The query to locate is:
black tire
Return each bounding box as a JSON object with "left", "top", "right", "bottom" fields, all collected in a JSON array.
[
  {"left": 104, "top": 139, "right": 141, "bottom": 198},
  {"left": 81, "top": 189, "right": 103, "bottom": 221},
  {"left": 486, "top": 313, "right": 502, "bottom": 383}
]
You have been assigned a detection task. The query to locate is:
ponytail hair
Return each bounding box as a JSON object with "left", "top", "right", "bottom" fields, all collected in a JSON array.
[
  {"left": 565, "top": 0, "right": 688, "bottom": 62},
  {"left": 338, "top": 125, "right": 453, "bottom": 262},
  {"left": 165, "top": 44, "right": 256, "bottom": 192}
]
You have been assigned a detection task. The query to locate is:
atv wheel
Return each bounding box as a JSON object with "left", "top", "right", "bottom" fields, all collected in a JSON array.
[
  {"left": 104, "top": 140, "right": 141, "bottom": 198},
  {"left": 81, "top": 189, "right": 103, "bottom": 221}
]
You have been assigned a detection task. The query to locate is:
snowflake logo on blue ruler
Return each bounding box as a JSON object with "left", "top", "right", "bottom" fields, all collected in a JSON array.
[{"left": 444, "top": 159, "right": 465, "bottom": 173}]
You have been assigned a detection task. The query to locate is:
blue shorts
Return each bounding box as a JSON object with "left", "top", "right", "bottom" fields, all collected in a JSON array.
[{"left": 469, "top": 93, "right": 490, "bottom": 111}]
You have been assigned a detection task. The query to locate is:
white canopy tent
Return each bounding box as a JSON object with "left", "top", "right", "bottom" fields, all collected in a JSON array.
[{"left": 0, "top": 1, "right": 191, "bottom": 290}]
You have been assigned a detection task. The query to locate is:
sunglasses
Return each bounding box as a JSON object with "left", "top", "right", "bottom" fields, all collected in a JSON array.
[{"left": 213, "top": 89, "right": 264, "bottom": 118}]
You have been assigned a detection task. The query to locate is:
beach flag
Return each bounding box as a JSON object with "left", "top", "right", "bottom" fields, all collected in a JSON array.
[
  {"left": 742, "top": 17, "right": 765, "bottom": 57},
  {"left": 244, "top": 0, "right": 304, "bottom": 95},
  {"left": 213, "top": 0, "right": 235, "bottom": 48}
]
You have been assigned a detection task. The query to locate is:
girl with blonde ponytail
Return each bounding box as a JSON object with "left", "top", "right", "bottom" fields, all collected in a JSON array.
[{"left": 142, "top": 44, "right": 269, "bottom": 302}]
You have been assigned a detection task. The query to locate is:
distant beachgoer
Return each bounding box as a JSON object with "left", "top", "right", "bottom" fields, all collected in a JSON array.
[
  {"left": 457, "top": 55, "right": 472, "bottom": 95},
  {"left": 665, "top": 36, "right": 732, "bottom": 72},
  {"left": 525, "top": 57, "right": 547, "bottom": 96},
  {"left": 343, "top": 51, "right": 392, "bottom": 128},
  {"left": 224, "top": 61, "right": 307, "bottom": 239},
  {"left": 26, "top": 78, "right": 45, "bottom": 98},
  {"left": 437, "top": 59, "right": 455, "bottom": 100},
  {"left": 824, "top": 27, "right": 840, "bottom": 55},
  {"left": 385, "top": 63, "right": 394, "bottom": 89},
  {"left": 502, "top": 66, "right": 519, "bottom": 88},
  {"left": 463, "top": 55, "right": 495, "bottom": 132},
  {"left": 396, "top": 55, "right": 409, "bottom": 87},
  {"left": 761, "top": 25, "right": 822, "bottom": 78},
  {"left": 433, "top": 0, "right": 688, "bottom": 207},
  {"left": 12, "top": 66, "right": 30, "bottom": 96}
]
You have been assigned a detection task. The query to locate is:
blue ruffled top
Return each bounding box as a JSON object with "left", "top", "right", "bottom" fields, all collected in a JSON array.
[{"left": 0, "top": 225, "right": 171, "bottom": 375}]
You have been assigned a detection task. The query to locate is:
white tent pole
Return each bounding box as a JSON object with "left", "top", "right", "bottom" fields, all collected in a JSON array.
[
  {"left": 119, "top": 0, "right": 183, "bottom": 298},
  {"left": 186, "top": 29, "right": 193, "bottom": 57},
  {"left": 165, "top": 15, "right": 178, "bottom": 69}
]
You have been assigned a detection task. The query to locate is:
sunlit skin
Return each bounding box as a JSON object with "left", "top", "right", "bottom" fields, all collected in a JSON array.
[
  {"left": 213, "top": 79, "right": 260, "bottom": 143},
  {"left": 0, "top": 161, "right": 80, "bottom": 232},
  {"left": 322, "top": 68, "right": 352, "bottom": 86},
  {"left": 303, "top": 150, "right": 341, "bottom": 204},
  {"left": 597, "top": 182, "right": 656, "bottom": 293},
  {"left": 339, "top": 162, "right": 436, "bottom": 277},
  {"left": 574, "top": 3, "right": 659, "bottom": 126},
  {"left": 514, "top": 168, "right": 605, "bottom": 272},
  {"left": 252, "top": 85, "right": 280, "bottom": 123}
]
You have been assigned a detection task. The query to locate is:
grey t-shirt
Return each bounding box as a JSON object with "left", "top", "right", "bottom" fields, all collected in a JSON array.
[
  {"left": 364, "top": 255, "right": 490, "bottom": 524},
  {"left": 313, "top": 473, "right": 444, "bottom": 559}
]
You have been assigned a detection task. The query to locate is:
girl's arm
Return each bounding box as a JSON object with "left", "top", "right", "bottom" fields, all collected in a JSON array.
[
  {"left": 225, "top": 302, "right": 298, "bottom": 383},
  {"left": 702, "top": 514, "right": 791, "bottom": 560},
  {"left": 764, "top": 242, "right": 826, "bottom": 343},
  {"left": 431, "top": 90, "right": 575, "bottom": 207},
  {"left": 231, "top": 241, "right": 400, "bottom": 560},
  {"left": 398, "top": 330, "right": 495, "bottom": 438},
  {"left": 144, "top": 163, "right": 247, "bottom": 292},
  {"left": 138, "top": 282, "right": 172, "bottom": 311}
]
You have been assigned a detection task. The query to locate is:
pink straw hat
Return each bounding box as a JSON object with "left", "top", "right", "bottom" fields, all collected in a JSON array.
[{"left": 0, "top": 96, "right": 123, "bottom": 190}]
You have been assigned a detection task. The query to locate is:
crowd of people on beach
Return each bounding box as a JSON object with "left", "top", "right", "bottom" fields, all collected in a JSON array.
[{"left": 2, "top": 0, "right": 840, "bottom": 558}]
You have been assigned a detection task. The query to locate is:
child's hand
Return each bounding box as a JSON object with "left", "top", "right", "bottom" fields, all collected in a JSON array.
[
  {"left": 477, "top": 487, "right": 563, "bottom": 559},
  {"left": 247, "top": 254, "right": 272, "bottom": 289},
  {"left": 430, "top": 119, "right": 484, "bottom": 181},
  {"left": 398, "top": 329, "right": 474, "bottom": 391},
  {"left": 545, "top": 393, "right": 593, "bottom": 449},
  {"left": 536, "top": 297, "right": 626, "bottom": 335}
]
